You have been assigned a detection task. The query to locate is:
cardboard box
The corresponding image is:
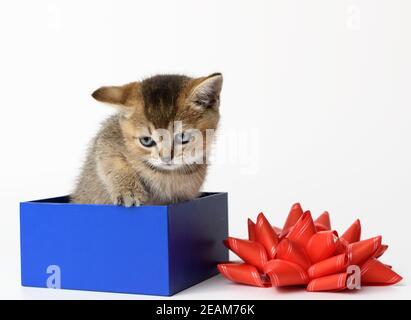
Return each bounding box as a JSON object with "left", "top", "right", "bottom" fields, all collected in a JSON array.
[{"left": 20, "top": 192, "right": 228, "bottom": 296}]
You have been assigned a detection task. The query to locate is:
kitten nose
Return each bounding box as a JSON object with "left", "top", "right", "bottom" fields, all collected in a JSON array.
[{"left": 161, "top": 156, "right": 172, "bottom": 164}]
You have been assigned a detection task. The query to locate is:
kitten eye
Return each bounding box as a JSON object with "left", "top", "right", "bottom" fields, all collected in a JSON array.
[
  {"left": 139, "top": 136, "right": 156, "bottom": 147},
  {"left": 175, "top": 132, "right": 192, "bottom": 145}
]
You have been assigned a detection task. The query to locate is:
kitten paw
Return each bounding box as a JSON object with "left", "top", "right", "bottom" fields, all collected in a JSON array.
[{"left": 113, "top": 190, "right": 142, "bottom": 207}]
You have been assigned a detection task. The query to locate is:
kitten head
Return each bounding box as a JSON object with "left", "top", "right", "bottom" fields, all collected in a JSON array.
[{"left": 92, "top": 73, "right": 223, "bottom": 171}]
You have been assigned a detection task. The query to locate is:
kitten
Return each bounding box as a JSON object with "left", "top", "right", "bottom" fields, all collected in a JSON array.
[{"left": 71, "top": 73, "right": 223, "bottom": 206}]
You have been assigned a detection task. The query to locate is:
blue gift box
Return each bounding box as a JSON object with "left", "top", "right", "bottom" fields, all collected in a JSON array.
[{"left": 20, "top": 192, "right": 228, "bottom": 296}]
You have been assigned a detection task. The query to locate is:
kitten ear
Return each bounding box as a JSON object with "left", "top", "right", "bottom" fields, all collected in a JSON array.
[
  {"left": 189, "top": 73, "right": 223, "bottom": 109},
  {"left": 91, "top": 82, "right": 140, "bottom": 112},
  {"left": 92, "top": 85, "right": 126, "bottom": 104}
]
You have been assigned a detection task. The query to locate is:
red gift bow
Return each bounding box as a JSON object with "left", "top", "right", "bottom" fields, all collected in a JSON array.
[{"left": 218, "top": 203, "right": 402, "bottom": 292}]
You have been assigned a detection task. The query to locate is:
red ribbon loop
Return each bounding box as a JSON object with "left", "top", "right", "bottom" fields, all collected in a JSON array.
[
  {"left": 281, "top": 203, "right": 304, "bottom": 237},
  {"left": 341, "top": 219, "right": 361, "bottom": 244},
  {"left": 314, "top": 211, "right": 331, "bottom": 231},
  {"left": 218, "top": 263, "right": 271, "bottom": 287},
  {"left": 306, "top": 230, "right": 339, "bottom": 264},
  {"left": 347, "top": 236, "right": 382, "bottom": 266},
  {"left": 308, "top": 253, "right": 348, "bottom": 279},
  {"left": 286, "top": 211, "right": 316, "bottom": 248},
  {"left": 307, "top": 273, "right": 348, "bottom": 292},
  {"left": 276, "top": 238, "right": 311, "bottom": 270},
  {"left": 361, "top": 258, "right": 402, "bottom": 285},
  {"left": 265, "top": 259, "right": 309, "bottom": 287},
  {"left": 226, "top": 237, "right": 268, "bottom": 272},
  {"left": 255, "top": 213, "right": 279, "bottom": 259}
]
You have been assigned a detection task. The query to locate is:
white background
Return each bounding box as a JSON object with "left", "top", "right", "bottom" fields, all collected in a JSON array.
[{"left": 0, "top": 0, "right": 410, "bottom": 299}]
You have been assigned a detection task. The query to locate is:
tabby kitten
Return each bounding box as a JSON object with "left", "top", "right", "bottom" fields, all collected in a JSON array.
[{"left": 71, "top": 73, "right": 223, "bottom": 206}]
